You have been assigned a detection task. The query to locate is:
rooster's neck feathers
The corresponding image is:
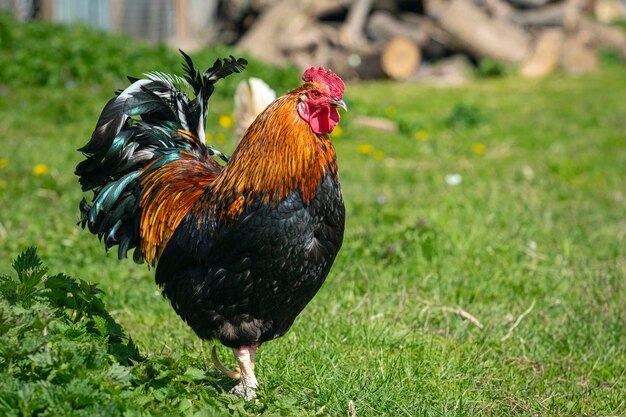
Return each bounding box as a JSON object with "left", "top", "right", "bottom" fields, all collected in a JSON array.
[{"left": 210, "top": 90, "right": 339, "bottom": 222}]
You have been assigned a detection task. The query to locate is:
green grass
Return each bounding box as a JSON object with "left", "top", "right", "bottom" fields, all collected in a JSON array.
[{"left": 1, "top": 31, "right": 625, "bottom": 416}]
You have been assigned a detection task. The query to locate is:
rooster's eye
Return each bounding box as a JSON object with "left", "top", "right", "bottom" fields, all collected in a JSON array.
[{"left": 310, "top": 90, "right": 321, "bottom": 98}]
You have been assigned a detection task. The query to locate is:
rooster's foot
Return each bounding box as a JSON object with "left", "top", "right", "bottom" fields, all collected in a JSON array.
[
  {"left": 230, "top": 382, "right": 257, "bottom": 400},
  {"left": 212, "top": 344, "right": 259, "bottom": 401}
]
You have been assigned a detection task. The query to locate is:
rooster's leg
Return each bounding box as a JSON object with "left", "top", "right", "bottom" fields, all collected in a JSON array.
[{"left": 230, "top": 343, "right": 259, "bottom": 400}]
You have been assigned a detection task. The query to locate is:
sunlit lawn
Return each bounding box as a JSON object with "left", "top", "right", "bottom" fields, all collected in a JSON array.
[{"left": 1, "top": 64, "right": 624, "bottom": 416}]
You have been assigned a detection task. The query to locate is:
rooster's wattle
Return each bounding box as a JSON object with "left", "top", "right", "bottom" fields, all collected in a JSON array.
[{"left": 76, "top": 52, "right": 346, "bottom": 398}]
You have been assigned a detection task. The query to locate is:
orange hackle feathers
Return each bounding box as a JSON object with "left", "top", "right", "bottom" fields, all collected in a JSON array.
[
  {"left": 135, "top": 82, "right": 341, "bottom": 262},
  {"left": 138, "top": 148, "right": 220, "bottom": 265},
  {"left": 209, "top": 85, "right": 339, "bottom": 223}
]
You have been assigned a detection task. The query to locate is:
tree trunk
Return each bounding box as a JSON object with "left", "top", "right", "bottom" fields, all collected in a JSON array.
[
  {"left": 426, "top": 0, "right": 530, "bottom": 63},
  {"left": 381, "top": 36, "right": 421, "bottom": 79},
  {"left": 521, "top": 29, "right": 563, "bottom": 77}
]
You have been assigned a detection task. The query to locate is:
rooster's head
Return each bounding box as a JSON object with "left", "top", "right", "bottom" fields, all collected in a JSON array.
[{"left": 297, "top": 67, "right": 347, "bottom": 135}]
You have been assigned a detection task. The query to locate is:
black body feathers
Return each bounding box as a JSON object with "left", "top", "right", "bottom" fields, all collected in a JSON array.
[{"left": 156, "top": 175, "right": 345, "bottom": 347}]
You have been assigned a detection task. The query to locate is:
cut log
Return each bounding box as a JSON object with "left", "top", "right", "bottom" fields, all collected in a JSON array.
[
  {"left": 508, "top": 0, "right": 551, "bottom": 7},
  {"left": 521, "top": 29, "right": 563, "bottom": 78},
  {"left": 277, "top": 24, "right": 327, "bottom": 53},
  {"left": 288, "top": 39, "right": 335, "bottom": 70},
  {"left": 366, "top": 10, "right": 430, "bottom": 46},
  {"left": 367, "top": 11, "right": 453, "bottom": 60},
  {"left": 510, "top": 0, "right": 584, "bottom": 30},
  {"left": 426, "top": 0, "right": 530, "bottom": 63},
  {"left": 510, "top": 2, "right": 570, "bottom": 27},
  {"left": 579, "top": 17, "right": 626, "bottom": 58},
  {"left": 328, "top": 36, "right": 420, "bottom": 80},
  {"left": 481, "top": 0, "right": 514, "bottom": 20},
  {"left": 339, "top": 0, "right": 374, "bottom": 47},
  {"left": 235, "top": 0, "right": 351, "bottom": 64},
  {"left": 381, "top": 37, "right": 421, "bottom": 79},
  {"left": 482, "top": 0, "right": 515, "bottom": 19},
  {"left": 559, "top": 33, "right": 600, "bottom": 73},
  {"left": 412, "top": 54, "right": 471, "bottom": 86}
]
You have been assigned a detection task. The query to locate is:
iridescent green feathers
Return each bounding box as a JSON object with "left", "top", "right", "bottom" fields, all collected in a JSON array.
[{"left": 76, "top": 51, "right": 247, "bottom": 262}]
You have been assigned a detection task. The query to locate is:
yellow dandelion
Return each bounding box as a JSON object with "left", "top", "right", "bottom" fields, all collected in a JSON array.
[
  {"left": 358, "top": 144, "right": 374, "bottom": 154},
  {"left": 331, "top": 125, "right": 343, "bottom": 138},
  {"left": 373, "top": 150, "right": 385, "bottom": 160},
  {"left": 0, "top": 159, "right": 8, "bottom": 169},
  {"left": 205, "top": 133, "right": 213, "bottom": 144},
  {"left": 416, "top": 130, "right": 429, "bottom": 141},
  {"left": 472, "top": 143, "right": 486, "bottom": 155},
  {"left": 216, "top": 132, "right": 226, "bottom": 144},
  {"left": 218, "top": 114, "right": 234, "bottom": 129},
  {"left": 385, "top": 106, "right": 397, "bottom": 117},
  {"left": 33, "top": 163, "right": 49, "bottom": 176}
]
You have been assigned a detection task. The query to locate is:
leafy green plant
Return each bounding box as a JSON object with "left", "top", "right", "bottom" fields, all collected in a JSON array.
[
  {"left": 0, "top": 247, "right": 140, "bottom": 364},
  {"left": 475, "top": 58, "right": 509, "bottom": 78},
  {"left": 599, "top": 49, "right": 626, "bottom": 67},
  {"left": 0, "top": 248, "right": 137, "bottom": 415},
  {"left": 0, "top": 248, "right": 261, "bottom": 416},
  {"left": 444, "top": 102, "right": 486, "bottom": 128}
]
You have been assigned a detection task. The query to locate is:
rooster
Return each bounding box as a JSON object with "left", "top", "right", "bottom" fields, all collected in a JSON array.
[{"left": 76, "top": 51, "right": 346, "bottom": 399}]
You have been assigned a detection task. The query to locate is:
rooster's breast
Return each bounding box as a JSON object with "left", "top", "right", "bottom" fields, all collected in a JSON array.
[{"left": 156, "top": 173, "right": 345, "bottom": 347}]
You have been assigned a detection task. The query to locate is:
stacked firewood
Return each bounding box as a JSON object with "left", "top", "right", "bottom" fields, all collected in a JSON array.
[{"left": 216, "top": 0, "right": 626, "bottom": 81}]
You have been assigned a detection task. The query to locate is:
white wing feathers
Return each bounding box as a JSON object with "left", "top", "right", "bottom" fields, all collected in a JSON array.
[{"left": 234, "top": 77, "right": 276, "bottom": 144}]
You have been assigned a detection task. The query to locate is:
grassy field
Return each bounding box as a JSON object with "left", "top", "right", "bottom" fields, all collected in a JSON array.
[{"left": 1, "top": 43, "right": 625, "bottom": 415}]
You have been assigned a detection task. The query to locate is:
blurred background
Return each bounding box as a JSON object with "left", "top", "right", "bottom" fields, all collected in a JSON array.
[
  {"left": 0, "top": 1, "right": 625, "bottom": 415},
  {"left": 2, "top": 0, "right": 626, "bottom": 84}
]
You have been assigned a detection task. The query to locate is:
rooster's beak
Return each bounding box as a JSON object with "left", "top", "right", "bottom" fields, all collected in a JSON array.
[{"left": 332, "top": 98, "right": 348, "bottom": 112}]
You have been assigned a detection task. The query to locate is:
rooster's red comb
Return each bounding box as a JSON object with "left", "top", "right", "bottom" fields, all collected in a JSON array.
[{"left": 302, "top": 67, "right": 344, "bottom": 98}]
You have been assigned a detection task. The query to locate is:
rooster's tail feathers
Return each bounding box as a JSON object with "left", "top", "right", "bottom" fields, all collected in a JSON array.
[
  {"left": 76, "top": 51, "right": 247, "bottom": 262},
  {"left": 180, "top": 50, "right": 247, "bottom": 144}
]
